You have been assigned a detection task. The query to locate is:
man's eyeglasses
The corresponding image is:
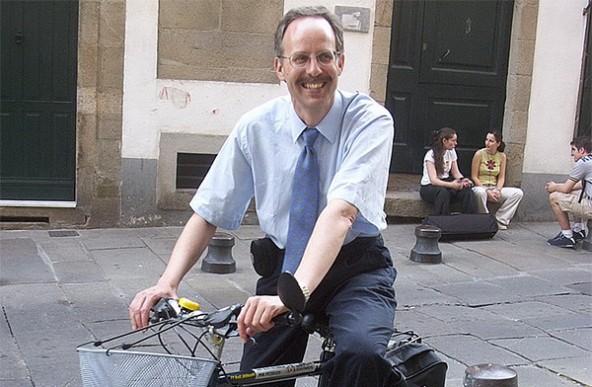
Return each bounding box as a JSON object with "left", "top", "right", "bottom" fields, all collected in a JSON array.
[{"left": 278, "top": 50, "right": 341, "bottom": 68}]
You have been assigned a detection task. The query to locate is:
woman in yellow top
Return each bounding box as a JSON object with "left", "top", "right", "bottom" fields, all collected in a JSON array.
[{"left": 471, "top": 131, "right": 523, "bottom": 229}]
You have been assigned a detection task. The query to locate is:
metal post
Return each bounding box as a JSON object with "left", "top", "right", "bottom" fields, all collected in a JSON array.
[
  {"left": 464, "top": 363, "right": 518, "bottom": 387},
  {"left": 410, "top": 225, "right": 442, "bottom": 264},
  {"left": 201, "top": 232, "right": 236, "bottom": 274}
]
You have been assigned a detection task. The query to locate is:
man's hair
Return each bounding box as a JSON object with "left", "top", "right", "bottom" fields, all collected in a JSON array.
[
  {"left": 274, "top": 5, "right": 344, "bottom": 57},
  {"left": 571, "top": 136, "right": 592, "bottom": 153}
]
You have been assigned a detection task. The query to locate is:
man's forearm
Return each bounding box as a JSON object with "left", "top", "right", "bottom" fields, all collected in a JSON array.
[
  {"left": 158, "top": 213, "right": 217, "bottom": 290},
  {"left": 294, "top": 199, "right": 357, "bottom": 293}
]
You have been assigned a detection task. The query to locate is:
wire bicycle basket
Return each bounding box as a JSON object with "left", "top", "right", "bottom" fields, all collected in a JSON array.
[
  {"left": 77, "top": 345, "right": 218, "bottom": 387},
  {"left": 76, "top": 303, "right": 230, "bottom": 387}
]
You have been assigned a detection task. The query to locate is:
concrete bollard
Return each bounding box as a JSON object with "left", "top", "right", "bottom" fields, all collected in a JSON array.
[
  {"left": 410, "top": 225, "right": 442, "bottom": 264},
  {"left": 464, "top": 363, "right": 518, "bottom": 387},
  {"left": 201, "top": 232, "right": 236, "bottom": 274}
]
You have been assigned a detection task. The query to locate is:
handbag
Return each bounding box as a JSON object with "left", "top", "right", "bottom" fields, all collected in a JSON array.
[{"left": 386, "top": 330, "right": 448, "bottom": 387}]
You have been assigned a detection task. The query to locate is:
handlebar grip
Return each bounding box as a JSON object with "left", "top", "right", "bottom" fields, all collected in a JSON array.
[{"left": 272, "top": 311, "right": 302, "bottom": 327}]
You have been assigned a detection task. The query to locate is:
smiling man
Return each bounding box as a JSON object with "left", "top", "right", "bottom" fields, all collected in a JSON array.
[{"left": 129, "top": 6, "right": 399, "bottom": 386}]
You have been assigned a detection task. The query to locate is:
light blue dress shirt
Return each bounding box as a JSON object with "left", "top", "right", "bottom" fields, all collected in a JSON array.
[{"left": 190, "top": 90, "right": 394, "bottom": 248}]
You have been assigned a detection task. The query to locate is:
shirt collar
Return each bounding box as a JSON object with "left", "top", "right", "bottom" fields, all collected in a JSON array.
[{"left": 289, "top": 91, "right": 344, "bottom": 144}]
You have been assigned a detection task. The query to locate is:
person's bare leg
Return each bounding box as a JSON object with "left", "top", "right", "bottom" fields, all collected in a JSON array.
[{"left": 549, "top": 192, "right": 571, "bottom": 230}]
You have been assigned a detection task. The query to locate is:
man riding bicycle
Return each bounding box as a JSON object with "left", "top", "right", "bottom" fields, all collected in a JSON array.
[{"left": 129, "top": 6, "right": 400, "bottom": 386}]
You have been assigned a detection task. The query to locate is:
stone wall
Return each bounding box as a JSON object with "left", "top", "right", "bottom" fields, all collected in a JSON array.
[
  {"left": 158, "top": 0, "right": 282, "bottom": 84},
  {"left": 370, "top": 0, "right": 392, "bottom": 104},
  {"left": 78, "top": 0, "right": 125, "bottom": 227}
]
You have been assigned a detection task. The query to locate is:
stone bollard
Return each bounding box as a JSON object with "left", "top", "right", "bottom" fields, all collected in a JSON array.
[
  {"left": 410, "top": 225, "right": 442, "bottom": 264},
  {"left": 464, "top": 364, "right": 518, "bottom": 387},
  {"left": 201, "top": 232, "right": 236, "bottom": 274}
]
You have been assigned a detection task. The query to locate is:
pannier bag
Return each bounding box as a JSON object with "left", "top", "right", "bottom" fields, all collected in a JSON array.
[
  {"left": 386, "top": 330, "right": 448, "bottom": 387},
  {"left": 422, "top": 213, "right": 498, "bottom": 241}
]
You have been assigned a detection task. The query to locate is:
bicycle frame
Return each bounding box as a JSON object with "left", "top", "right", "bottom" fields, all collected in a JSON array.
[
  {"left": 209, "top": 320, "right": 335, "bottom": 386},
  {"left": 219, "top": 360, "right": 322, "bottom": 386}
]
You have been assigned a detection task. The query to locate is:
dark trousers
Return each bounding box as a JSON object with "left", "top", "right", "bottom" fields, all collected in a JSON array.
[
  {"left": 420, "top": 183, "right": 476, "bottom": 215},
  {"left": 240, "top": 236, "right": 398, "bottom": 387}
]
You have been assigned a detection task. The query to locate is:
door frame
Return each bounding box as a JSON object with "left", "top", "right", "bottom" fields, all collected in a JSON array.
[{"left": 0, "top": 0, "right": 78, "bottom": 206}]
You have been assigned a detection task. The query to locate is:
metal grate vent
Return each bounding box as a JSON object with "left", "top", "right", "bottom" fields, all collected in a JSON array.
[
  {"left": 176, "top": 153, "right": 216, "bottom": 189},
  {"left": 48, "top": 230, "right": 79, "bottom": 238}
]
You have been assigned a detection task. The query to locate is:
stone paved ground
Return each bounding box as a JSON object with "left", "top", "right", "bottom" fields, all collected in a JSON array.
[{"left": 1, "top": 221, "right": 590, "bottom": 386}]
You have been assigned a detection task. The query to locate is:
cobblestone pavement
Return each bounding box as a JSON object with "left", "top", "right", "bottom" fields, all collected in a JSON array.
[{"left": 1, "top": 221, "right": 590, "bottom": 386}]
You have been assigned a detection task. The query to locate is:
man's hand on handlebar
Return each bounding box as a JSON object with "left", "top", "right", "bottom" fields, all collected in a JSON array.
[
  {"left": 129, "top": 283, "right": 178, "bottom": 330},
  {"left": 237, "top": 295, "right": 288, "bottom": 343}
]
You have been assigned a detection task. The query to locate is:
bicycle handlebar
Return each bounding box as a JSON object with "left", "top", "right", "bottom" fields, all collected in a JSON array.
[
  {"left": 149, "top": 298, "right": 304, "bottom": 338},
  {"left": 150, "top": 272, "right": 308, "bottom": 331}
]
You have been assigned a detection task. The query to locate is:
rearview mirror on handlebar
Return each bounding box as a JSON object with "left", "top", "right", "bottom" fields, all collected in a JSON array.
[{"left": 277, "top": 272, "right": 306, "bottom": 314}]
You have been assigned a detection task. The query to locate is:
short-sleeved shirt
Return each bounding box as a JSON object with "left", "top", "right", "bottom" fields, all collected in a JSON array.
[
  {"left": 420, "top": 149, "right": 457, "bottom": 186},
  {"left": 189, "top": 90, "right": 394, "bottom": 248},
  {"left": 570, "top": 153, "right": 592, "bottom": 199}
]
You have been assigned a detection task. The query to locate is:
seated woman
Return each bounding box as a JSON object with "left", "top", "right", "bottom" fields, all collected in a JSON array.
[
  {"left": 471, "top": 131, "right": 523, "bottom": 230},
  {"left": 420, "top": 127, "right": 476, "bottom": 215}
]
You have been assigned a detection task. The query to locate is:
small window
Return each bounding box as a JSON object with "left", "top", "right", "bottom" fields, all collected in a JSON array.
[{"left": 176, "top": 153, "right": 216, "bottom": 189}]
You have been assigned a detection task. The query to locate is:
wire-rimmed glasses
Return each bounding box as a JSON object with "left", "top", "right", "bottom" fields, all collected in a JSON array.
[{"left": 278, "top": 50, "right": 341, "bottom": 68}]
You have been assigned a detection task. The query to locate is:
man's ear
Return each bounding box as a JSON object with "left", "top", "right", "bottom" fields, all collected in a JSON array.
[
  {"left": 336, "top": 52, "right": 345, "bottom": 76},
  {"left": 274, "top": 57, "right": 286, "bottom": 82}
]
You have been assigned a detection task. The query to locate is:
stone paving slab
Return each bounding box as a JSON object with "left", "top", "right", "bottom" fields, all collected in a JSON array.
[
  {"left": 79, "top": 231, "right": 148, "bottom": 251},
  {"left": 481, "top": 300, "right": 580, "bottom": 320},
  {"left": 37, "top": 238, "right": 92, "bottom": 263},
  {"left": 512, "top": 364, "right": 584, "bottom": 387},
  {"left": 90, "top": 247, "right": 166, "bottom": 280},
  {"left": 427, "top": 334, "right": 529, "bottom": 366},
  {"left": 491, "top": 336, "right": 590, "bottom": 362},
  {"left": 0, "top": 238, "right": 55, "bottom": 285},
  {"left": 448, "top": 319, "right": 545, "bottom": 341},
  {"left": 540, "top": 293, "right": 592, "bottom": 314},
  {"left": 523, "top": 313, "right": 592, "bottom": 332},
  {"left": 539, "top": 356, "right": 592, "bottom": 386},
  {"left": 552, "top": 328, "right": 592, "bottom": 351}
]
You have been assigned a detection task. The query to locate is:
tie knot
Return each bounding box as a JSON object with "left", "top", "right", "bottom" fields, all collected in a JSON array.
[{"left": 302, "top": 128, "right": 319, "bottom": 148}]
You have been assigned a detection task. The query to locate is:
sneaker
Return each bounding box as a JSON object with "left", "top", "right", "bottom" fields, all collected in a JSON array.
[
  {"left": 546, "top": 232, "right": 564, "bottom": 244},
  {"left": 547, "top": 234, "right": 576, "bottom": 248},
  {"left": 573, "top": 230, "right": 587, "bottom": 243}
]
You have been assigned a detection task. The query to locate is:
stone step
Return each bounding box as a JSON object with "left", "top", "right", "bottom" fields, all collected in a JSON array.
[
  {"left": 385, "top": 174, "right": 430, "bottom": 220},
  {"left": 385, "top": 190, "right": 431, "bottom": 220}
]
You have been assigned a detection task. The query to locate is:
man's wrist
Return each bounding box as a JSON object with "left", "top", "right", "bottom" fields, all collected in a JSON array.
[{"left": 301, "top": 285, "right": 311, "bottom": 303}]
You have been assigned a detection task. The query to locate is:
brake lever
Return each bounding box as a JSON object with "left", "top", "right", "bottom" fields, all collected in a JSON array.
[{"left": 204, "top": 303, "right": 243, "bottom": 328}]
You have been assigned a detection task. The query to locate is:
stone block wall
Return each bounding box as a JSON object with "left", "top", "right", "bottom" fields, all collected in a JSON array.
[
  {"left": 158, "top": 0, "right": 282, "bottom": 84},
  {"left": 78, "top": 0, "right": 126, "bottom": 227}
]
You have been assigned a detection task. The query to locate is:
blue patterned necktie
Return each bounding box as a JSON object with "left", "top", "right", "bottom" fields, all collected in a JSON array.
[{"left": 282, "top": 128, "right": 320, "bottom": 274}]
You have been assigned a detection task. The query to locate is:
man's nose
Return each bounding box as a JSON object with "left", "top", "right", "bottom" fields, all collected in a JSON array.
[{"left": 305, "top": 57, "right": 323, "bottom": 76}]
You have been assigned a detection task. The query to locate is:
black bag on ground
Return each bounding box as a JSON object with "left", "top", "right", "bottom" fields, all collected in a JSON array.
[
  {"left": 422, "top": 213, "right": 498, "bottom": 241},
  {"left": 386, "top": 331, "right": 447, "bottom": 387}
]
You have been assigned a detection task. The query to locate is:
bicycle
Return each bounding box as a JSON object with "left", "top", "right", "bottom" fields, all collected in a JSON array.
[{"left": 77, "top": 272, "right": 446, "bottom": 386}]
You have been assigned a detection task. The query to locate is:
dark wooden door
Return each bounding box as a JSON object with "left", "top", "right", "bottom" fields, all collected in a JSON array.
[
  {"left": 0, "top": 1, "right": 78, "bottom": 201},
  {"left": 386, "top": 0, "right": 514, "bottom": 174}
]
